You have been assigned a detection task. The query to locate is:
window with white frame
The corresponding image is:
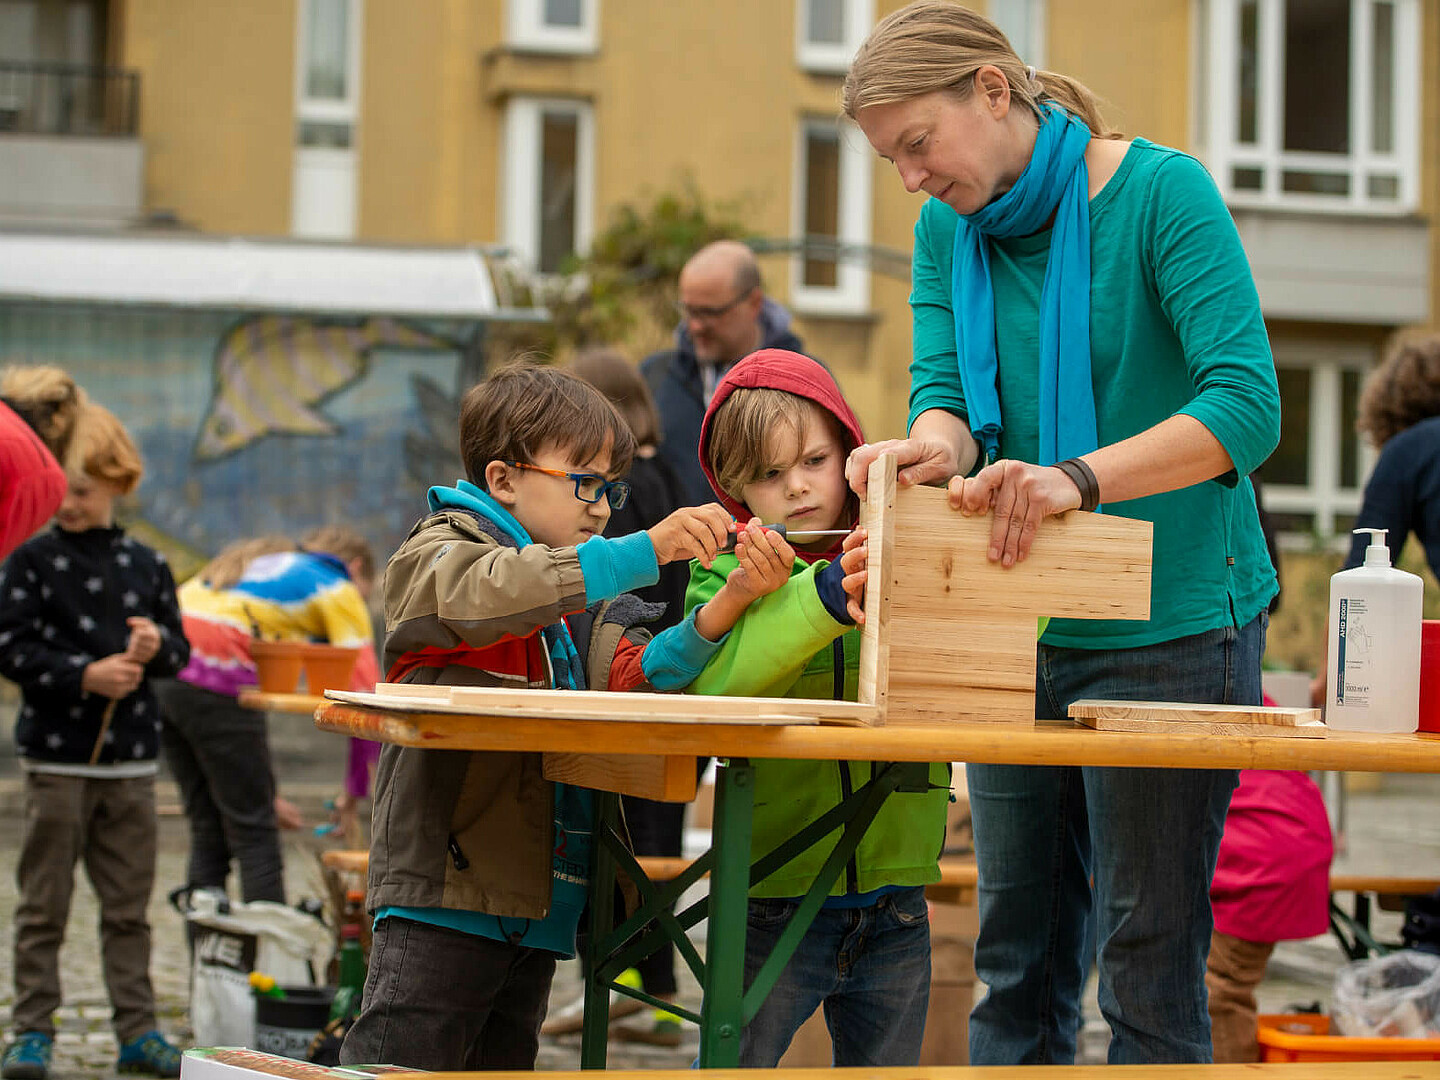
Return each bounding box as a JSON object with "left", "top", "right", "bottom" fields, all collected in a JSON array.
[
  {"left": 502, "top": 97, "right": 594, "bottom": 274},
  {"left": 988, "top": 0, "right": 1046, "bottom": 67},
  {"left": 796, "top": 0, "right": 875, "bottom": 73},
  {"left": 1200, "top": 0, "right": 1420, "bottom": 213},
  {"left": 507, "top": 0, "right": 598, "bottom": 54},
  {"left": 292, "top": 0, "right": 362, "bottom": 239},
  {"left": 1260, "top": 341, "right": 1376, "bottom": 543},
  {"left": 791, "top": 119, "right": 872, "bottom": 313}
]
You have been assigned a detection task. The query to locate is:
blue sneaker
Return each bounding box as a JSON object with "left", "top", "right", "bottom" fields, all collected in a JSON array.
[
  {"left": 1, "top": 1032, "right": 51, "bottom": 1080},
  {"left": 116, "top": 1031, "right": 182, "bottom": 1078}
]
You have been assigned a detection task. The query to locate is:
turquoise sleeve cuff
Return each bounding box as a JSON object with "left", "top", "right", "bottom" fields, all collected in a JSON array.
[
  {"left": 641, "top": 608, "right": 728, "bottom": 691},
  {"left": 577, "top": 531, "right": 660, "bottom": 605}
]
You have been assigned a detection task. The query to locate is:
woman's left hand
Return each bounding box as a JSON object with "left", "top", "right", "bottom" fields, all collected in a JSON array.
[{"left": 949, "top": 460, "right": 1082, "bottom": 567}]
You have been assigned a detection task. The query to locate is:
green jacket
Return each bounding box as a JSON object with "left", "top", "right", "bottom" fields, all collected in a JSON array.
[{"left": 686, "top": 555, "right": 949, "bottom": 898}]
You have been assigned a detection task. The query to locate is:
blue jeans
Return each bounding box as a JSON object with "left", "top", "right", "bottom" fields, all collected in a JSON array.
[
  {"left": 740, "top": 886, "right": 930, "bottom": 1066},
  {"left": 967, "top": 613, "right": 1265, "bottom": 1066}
]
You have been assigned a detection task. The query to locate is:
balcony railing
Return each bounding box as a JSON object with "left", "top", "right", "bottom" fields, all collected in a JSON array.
[{"left": 0, "top": 61, "right": 139, "bottom": 137}]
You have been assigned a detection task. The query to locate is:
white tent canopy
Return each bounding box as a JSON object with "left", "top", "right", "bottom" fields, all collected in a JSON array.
[{"left": 0, "top": 232, "right": 544, "bottom": 321}]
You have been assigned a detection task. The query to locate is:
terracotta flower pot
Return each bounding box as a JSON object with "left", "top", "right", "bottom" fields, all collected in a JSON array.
[
  {"left": 250, "top": 640, "right": 306, "bottom": 694},
  {"left": 300, "top": 643, "right": 360, "bottom": 693}
]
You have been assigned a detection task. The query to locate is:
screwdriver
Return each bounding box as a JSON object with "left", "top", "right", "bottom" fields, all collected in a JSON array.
[{"left": 719, "top": 524, "right": 851, "bottom": 553}]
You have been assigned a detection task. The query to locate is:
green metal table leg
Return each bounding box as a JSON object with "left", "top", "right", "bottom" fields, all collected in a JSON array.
[
  {"left": 579, "top": 789, "right": 620, "bottom": 1069},
  {"left": 698, "top": 759, "right": 755, "bottom": 1068}
]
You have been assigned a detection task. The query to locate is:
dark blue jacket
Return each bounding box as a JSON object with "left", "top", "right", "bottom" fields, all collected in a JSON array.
[
  {"left": 0, "top": 525, "right": 189, "bottom": 764},
  {"left": 640, "top": 299, "right": 808, "bottom": 506},
  {"left": 1346, "top": 414, "right": 1440, "bottom": 576}
]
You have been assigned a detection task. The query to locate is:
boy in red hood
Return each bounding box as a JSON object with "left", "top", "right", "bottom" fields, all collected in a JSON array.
[{"left": 678, "top": 349, "right": 949, "bottom": 1066}]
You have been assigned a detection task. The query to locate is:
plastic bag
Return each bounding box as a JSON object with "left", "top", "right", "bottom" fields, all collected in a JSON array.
[
  {"left": 175, "top": 888, "right": 332, "bottom": 1048},
  {"left": 1332, "top": 950, "right": 1440, "bottom": 1037}
]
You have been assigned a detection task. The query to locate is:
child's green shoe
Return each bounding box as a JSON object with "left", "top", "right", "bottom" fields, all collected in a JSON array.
[
  {"left": 116, "top": 1030, "right": 182, "bottom": 1078},
  {"left": 1, "top": 1032, "right": 52, "bottom": 1080}
]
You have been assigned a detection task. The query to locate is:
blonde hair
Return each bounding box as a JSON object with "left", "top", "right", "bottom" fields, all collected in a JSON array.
[
  {"left": 0, "top": 365, "right": 86, "bottom": 468},
  {"left": 301, "top": 524, "right": 376, "bottom": 583},
  {"left": 707, "top": 388, "right": 835, "bottom": 498},
  {"left": 199, "top": 535, "right": 297, "bottom": 590},
  {"left": 1356, "top": 335, "right": 1440, "bottom": 449},
  {"left": 71, "top": 402, "right": 143, "bottom": 494},
  {"left": 572, "top": 347, "right": 661, "bottom": 448},
  {"left": 842, "top": 0, "right": 1120, "bottom": 139}
]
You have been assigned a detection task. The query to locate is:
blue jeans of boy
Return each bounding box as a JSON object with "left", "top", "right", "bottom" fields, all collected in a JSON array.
[
  {"left": 740, "top": 885, "right": 930, "bottom": 1066},
  {"left": 967, "top": 614, "right": 1264, "bottom": 1065}
]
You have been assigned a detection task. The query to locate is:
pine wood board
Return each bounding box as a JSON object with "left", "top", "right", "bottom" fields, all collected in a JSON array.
[
  {"left": 1070, "top": 699, "right": 1327, "bottom": 738},
  {"left": 856, "top": 464, "right": 1153, "bottom": 725},
  {"left": 540, "top": 752, "right": 698, "bottom": 802},
  {"left": 326, "top": 688, "right": 868, "bottom": 726}
]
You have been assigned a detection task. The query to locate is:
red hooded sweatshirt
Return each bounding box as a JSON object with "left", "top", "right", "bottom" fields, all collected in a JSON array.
[{"left": 698, "top": 349, "right": 864, "bottom": 564}]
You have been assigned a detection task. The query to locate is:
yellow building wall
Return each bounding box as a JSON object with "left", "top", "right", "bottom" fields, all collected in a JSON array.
[{"left": 123, "top": 1, "right": 294, "bottom": 235}]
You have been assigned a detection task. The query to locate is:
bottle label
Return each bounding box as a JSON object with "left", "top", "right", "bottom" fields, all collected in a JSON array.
[{"left": 1335, "top": 596, "right": 1373, "bottom": 708}]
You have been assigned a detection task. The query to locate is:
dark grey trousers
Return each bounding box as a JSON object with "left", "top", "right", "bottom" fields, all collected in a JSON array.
[
  {"left": 339, "top": 916, "right": 557, "bottom": 1070},
  {"left": 154, "top": 679, "right": 284, "bottom": 903}
]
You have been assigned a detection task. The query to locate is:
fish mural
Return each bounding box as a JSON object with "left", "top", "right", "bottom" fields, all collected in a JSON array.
[{"left": 193, "top": 315, "right": 456, "bottom": 461}]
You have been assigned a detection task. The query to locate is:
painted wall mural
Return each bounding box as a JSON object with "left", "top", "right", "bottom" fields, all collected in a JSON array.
[{"left": 0, "top": 303, "right": 474, "bottom": 578}]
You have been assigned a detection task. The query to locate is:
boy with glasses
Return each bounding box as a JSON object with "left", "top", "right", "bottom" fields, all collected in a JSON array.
[{"left": 340, "top": 361, "right": 793, "bottom": 1071}]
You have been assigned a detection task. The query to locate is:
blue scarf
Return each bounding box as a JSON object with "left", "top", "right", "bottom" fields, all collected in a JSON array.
[
  {"left": 951, "top": 103, "right": 1097, "bottom": 467},
  {"left": 427, "top": 479, "right": 586, "bottom": 691}
]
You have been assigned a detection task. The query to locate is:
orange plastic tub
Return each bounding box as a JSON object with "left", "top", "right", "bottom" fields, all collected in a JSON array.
[
  {"left": 299, "top": 643, "right": 360, "bottom": 694},
  {"left": 249, "top": 640, "right": 306, "bottom": 694},
  {"left": 1258, "top": 1013, "right": 1440, "bottom": 1062}
]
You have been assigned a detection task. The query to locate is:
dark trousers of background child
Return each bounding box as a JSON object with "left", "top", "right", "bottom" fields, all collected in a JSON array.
[
  {"left": 11, "top": 773, "right": 160, "bottom": 1043},
  {"left": 154, "top": 680, "right": 285, "bottom": 903},
  {"left": 339, "top": 916, "right": 556, "bottom": 1070}
]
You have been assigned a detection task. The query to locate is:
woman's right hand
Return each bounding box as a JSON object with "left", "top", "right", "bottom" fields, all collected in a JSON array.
[{"left": 846, "top": 437, "right": 961, "bottom": 499}]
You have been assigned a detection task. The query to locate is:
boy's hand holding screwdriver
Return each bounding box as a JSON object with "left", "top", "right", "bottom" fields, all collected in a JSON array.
[{"left": 647, "top": 504, "right": 734, "bottom": 568}]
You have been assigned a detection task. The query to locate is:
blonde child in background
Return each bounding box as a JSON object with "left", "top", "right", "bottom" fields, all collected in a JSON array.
[{"left": 0, "top": 403, "right": 190, "bottom": 1080}]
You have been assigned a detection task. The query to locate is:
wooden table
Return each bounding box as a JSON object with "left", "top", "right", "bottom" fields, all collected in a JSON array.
[{"left": 313, "top": 697, "right": 1440, "bottom": 1068}]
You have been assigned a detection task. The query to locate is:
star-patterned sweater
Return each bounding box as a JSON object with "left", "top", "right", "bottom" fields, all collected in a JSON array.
[{"left": 0, "top": 524, "right": 188, "bottom": 769}]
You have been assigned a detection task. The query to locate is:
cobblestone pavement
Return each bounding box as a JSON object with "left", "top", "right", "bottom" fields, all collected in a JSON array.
[{"left": 1, "top": 714, "right": 1436, "bottom": 1075}]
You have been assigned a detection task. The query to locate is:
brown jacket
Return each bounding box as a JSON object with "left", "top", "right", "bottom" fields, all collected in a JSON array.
[{"left": 367, "top": 507, "right": 654, "bottom": 919}]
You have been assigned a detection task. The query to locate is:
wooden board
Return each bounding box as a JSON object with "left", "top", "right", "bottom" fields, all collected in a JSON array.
[
  {"left": 857, "top": 461, "right": 1153, "bottom": 725},
  {"left": 325, "top": 688, "right": 856, "bottom": 726},
  {"left": 1070, "top": 699, "right": 1327, "bottom": 738},
  {"left": 541, "top": 752, "right": 698, "bottom": 802}
]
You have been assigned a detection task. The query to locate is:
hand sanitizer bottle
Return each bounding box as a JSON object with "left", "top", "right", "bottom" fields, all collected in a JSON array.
[{"left": 1326, "top": 528, "right": 1423, "bottom": 732}]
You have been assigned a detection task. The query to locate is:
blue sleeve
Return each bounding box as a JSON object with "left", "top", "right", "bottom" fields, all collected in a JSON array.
[
  {"left": 640, "top": 608, "right": 728, "bottom": 691},
  {"left": 813, "top": 558, "right": 854, "bottom": 626},
  {"left": 576, "top": 531, "right": 660, "bottom": 606},
  {"left": 1148, "top": 155, "right": 1281, "bottom": 484},
  {"left": 907, "top": 200, "right": 971, "bottom": 433},
  {"left": 1346, "top": 434, "right": 1419, "bottom": 569}
]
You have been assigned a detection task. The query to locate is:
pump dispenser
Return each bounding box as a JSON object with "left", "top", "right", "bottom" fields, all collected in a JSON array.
[{"left": 1326, "top": 528, "right": 1423, "bottom": 732}]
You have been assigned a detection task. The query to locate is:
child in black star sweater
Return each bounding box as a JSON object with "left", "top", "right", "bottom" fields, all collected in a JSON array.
[{"left": 0, "top": 403, "right": 189, "bottom": 1080}]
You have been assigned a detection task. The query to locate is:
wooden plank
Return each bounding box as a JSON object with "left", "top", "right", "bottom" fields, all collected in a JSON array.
[
  {"left": 1069, "top": 699, "right": 1322, "bottom": 727},
  {"left": 323, "top": 688, "right": 834, "bottom": 726},
  {"left": 1071, "top": 699, "right": 1326, "bottom": 738},
  {"left": 1076, "top": 716, "right": 1327, "bottom": 738},
  {"left": 447, "top": 685, "right": 876, "bottom": 723},
  {"left": 872, "top": 473, "right": 1153, "bottom": 725},
  {"left": 541, "top": 752, "right": 698, "bottom": 802},
  {"left": 374, "top": 682, "right": 451, "bottom": 699},
  {"left": 315, "top": 701, "right": 1440, "bottom": 772},
  {"left": 858, "top": 452, "right": 897, "bottom": 720}
]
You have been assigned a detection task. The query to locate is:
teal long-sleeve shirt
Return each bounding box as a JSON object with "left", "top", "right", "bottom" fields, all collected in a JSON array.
[{"left": 909, "top": 138, "right": 1279, "bottom": 649}]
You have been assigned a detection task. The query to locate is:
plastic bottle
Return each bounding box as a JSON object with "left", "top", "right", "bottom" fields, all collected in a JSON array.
[
  {"left": 1326, "top": 528, "right": 1423, "bottom": 732},
  {"left": 328, "top": 924, "right": 366, "bottom": 1023}
]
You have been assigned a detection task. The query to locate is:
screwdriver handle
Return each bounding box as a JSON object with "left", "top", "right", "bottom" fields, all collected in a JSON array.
[{"left": 718, "top": 523, "right": 786, "bottom": 554}]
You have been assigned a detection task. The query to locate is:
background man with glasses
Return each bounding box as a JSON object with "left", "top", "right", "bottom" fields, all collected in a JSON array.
[{"left": 642, "top": 240, "right": 812, "bottom": 505}]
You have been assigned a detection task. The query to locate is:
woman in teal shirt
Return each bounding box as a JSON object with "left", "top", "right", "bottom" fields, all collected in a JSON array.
[{"left": 841, "top": 1, "right": 1279, "bottom": 1067}]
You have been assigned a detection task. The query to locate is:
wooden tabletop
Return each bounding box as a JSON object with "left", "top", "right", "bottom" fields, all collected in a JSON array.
[
  {"left": 404, "top": 1063, "right": 1440, "bottom": 1079},
  {"left": 314, "top": 700, "right": 1440, "bottom": 773}
]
